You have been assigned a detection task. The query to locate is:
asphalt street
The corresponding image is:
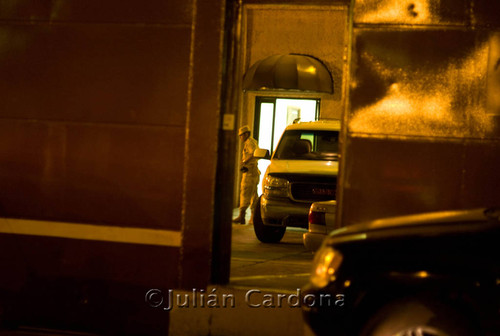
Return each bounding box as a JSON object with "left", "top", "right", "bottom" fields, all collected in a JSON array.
[{"left": 229, "top": 218, "right": 316, "bottom": 292}]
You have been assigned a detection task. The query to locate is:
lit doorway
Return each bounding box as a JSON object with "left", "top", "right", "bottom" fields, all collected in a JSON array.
[{"left": 253, "top": 97, "right": 320, "bottom": 195}]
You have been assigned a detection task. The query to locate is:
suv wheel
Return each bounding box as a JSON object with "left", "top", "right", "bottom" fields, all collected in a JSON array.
[
  {"left": 360, "top": 297, "right": 477, "bottom": 336},
  {"left": 253, "top": 196, "right": 286, "bottom": 243}
]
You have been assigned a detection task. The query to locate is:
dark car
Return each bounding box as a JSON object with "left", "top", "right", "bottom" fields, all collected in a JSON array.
[{"left": 302, "top": 207, "right": 500, "bottom": 336}]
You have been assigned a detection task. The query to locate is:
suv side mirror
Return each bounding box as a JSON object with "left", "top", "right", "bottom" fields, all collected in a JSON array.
[{"left": 254, "top": 148, "right": 271, "bottom": 160}]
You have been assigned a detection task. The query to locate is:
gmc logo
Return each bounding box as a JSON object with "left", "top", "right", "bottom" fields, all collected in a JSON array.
[{"left": 312, "top": 188, "right": 335, "bottom": 196}]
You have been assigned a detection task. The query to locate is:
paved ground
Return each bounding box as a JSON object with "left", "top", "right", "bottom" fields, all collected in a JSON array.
[
  {"left": 229, "top": 223, "right": 315, "bottom": 291},
  {"left": 168, "top": 218, "right": 318, "bottom": 336}
]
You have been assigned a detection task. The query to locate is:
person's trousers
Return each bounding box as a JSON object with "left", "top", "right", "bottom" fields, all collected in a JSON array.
[{"left": 239, "top": 172, "right": 260, "bottom": 212}]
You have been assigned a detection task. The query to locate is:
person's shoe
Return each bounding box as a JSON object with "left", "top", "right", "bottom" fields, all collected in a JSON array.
[
  {"left": 232, "top": 209, "right": 246, "bottom": 224},
  {"left": 232, "top": 216, "right": 244, "bottom": 224}
]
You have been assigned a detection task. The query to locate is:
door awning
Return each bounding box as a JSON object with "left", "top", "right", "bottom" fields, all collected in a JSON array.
[{"left": 243, "top": 54, "right": 333, "bottom": 94}]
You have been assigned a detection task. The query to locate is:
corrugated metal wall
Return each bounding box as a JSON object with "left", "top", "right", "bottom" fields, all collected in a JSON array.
[
  {"left": 338, "top": 0, "right": 500, "bottom": 226},
  {"left": 0, "top": 0, "right": 226, "bottom": 333}
]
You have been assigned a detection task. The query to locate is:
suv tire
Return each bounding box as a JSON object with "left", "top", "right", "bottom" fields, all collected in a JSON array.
[
  {"left": 360, "top": 297, "right": 477, "bottom": 336},
  {"left": 253, "top": 196, "right": 286, "bottom": 243}
]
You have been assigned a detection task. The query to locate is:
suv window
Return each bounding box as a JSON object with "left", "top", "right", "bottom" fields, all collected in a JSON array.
[{"left": 274, "top": 130, "right": 339, "bottom": 161}]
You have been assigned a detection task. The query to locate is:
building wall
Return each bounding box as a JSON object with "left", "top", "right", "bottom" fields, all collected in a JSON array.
[
  {"left": 240, "top": 4, "right": 349, "bottom": 125},
  {"left": 0, "top": 0, "right": 225, "bottom": 333},
  {"left": 232, "top": 3, "right": 349, "bottom": 206},
  {"left": 338, "top": 0, "right": 500, "bottom": 227}
]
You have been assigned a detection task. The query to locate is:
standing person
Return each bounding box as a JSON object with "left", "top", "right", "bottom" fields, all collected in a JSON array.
[{"left": 233, "top": 125, "right": 260, "bottom": 225}]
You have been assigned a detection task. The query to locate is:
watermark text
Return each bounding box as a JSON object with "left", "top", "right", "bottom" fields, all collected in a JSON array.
[{"left": 145, "top": 288, "right": 344, "bottom": 311}]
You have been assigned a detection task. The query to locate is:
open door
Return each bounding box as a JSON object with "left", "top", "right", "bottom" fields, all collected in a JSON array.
[{"left": 253, "top": 97, "right": 319, "bottom": 194}]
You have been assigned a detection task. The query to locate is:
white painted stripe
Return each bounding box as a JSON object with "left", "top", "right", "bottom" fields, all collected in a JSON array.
[{"left": 0, "top": 218, "right": 181, "bottom": 247}]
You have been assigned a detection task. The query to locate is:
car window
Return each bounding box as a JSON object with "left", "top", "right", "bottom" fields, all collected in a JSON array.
[{"left": 274, "top": 130, "right": 339, "bottom": 160}]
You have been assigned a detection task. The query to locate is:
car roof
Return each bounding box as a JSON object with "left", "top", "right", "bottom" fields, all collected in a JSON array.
[
  {"left": 327, "top": 207, "right": 500, "bottom": 244},
  {"left": 285, "top": 119, "right": 341, "bottom": 131}
]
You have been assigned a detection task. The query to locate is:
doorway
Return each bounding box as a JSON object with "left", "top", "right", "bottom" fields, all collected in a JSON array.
[{"left": 253, "top": 97, "right": 320, "bottom": 194}]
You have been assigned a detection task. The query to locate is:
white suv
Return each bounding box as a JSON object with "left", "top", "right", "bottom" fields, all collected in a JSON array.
[{"left": 253, "top": 120, "right": 340, "bottom": 243}]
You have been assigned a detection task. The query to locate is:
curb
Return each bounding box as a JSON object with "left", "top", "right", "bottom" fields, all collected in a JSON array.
[{"left": 167, "top": 286, "right": 316, "bottom": 336}]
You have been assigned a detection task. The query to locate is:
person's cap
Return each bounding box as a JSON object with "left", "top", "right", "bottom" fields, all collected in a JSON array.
[{"left": 238, "top": 125, "right": 251, "bottom": 136}]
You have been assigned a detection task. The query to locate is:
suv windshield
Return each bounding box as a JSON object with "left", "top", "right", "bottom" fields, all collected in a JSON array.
[{"left": 273, "top": 130, "right": 339, "bottom": 161}]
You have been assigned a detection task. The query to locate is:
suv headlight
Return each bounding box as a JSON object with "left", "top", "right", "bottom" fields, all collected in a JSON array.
[
  {"left": 310, "top": 246, "right": 343, "bottom": 288},
  {"left": 263, "top": 175, "right": 289, "bottom": 198}
]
